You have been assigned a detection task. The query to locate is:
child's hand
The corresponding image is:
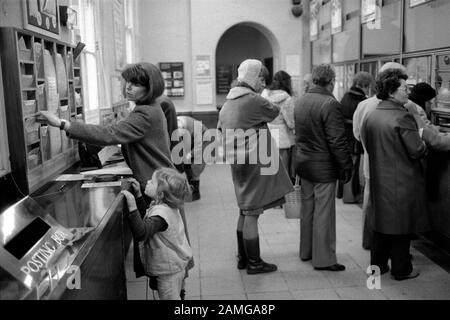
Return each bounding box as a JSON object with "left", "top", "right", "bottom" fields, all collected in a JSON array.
[
  {"left": 121, "top": 190, "right": 137, "bottom": 212},
  {"left": 127, "top": 178, "right": 142, "bottom": 197}
]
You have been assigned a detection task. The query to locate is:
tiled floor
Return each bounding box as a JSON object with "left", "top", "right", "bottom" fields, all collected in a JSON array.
[{"left": 125, "top": 164, "right": 450, "bottom": 300}]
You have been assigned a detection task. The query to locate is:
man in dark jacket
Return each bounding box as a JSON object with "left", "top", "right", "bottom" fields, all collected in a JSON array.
[{"left": 294, "top": 64, "right": 352, "bottom": 271}]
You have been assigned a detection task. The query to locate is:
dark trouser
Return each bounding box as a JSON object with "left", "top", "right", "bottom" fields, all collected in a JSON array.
[
  {"left": 299, "top": 179, "right": 337, "bottom": 268},
  {"left": 370, "top": 231, "right": 413, "bottom": 277}
]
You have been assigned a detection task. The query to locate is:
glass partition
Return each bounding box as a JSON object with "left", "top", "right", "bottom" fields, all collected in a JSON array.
[
  {"left": 362, "top": 0, "right": 402, "bottom": 58},
  {"left": 403, "top": 56, "right": 432, "bottom": 86},
  {"left": 404, "top": 0, "right": 450, "bottom": 53},
  {"left": 332, "top": 0, "right": 360, "bottom": 63}
]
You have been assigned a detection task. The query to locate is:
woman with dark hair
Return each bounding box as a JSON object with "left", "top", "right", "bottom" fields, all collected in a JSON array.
[
  {"left": 37, "top": 62, "right": 193, "bottom": 289},
  {"left": 408, "top": 82, "right": 437, "bottom": 120},
  {"left": 38, "top": 62, "right": 173, "bottom": 188},
  {"left": 262, "top": 70, "right": 296, "bottom": 181},
  {"left": 362, "top": 69, "right": 427, "bottom": 281},
  {"left": 219, "top": 59, "right": 293, "bottom": 275}
]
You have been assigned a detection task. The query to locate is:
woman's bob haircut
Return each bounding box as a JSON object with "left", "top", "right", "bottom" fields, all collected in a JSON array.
[{"left": 121, "top": 62, "right": 165, "bottom": 105}]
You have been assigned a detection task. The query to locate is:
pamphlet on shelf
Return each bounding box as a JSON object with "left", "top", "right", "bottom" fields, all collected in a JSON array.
[
  {"left": 81, "top": 181, "right": 123, "bottom": 189},
  {"left": 54, "top": 174, "right": 90, "bottom": 182}
]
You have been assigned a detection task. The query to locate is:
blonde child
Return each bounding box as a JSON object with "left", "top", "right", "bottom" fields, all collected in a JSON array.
[{"left": 121, "top": 168, "right": 193, "bottom": 300}]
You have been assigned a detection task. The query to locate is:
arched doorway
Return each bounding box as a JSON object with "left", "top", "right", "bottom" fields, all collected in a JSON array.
[{"left": 215, "top": 23, "right": 277, "bottom": 108}]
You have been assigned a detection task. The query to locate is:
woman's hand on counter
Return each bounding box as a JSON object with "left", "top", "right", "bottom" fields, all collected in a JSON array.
[
  {"left": 128, "top": 178, "right": 142, "bottom": 198},
  {"left": 121, "top": 190, "right": 138, "bottom": 213}
]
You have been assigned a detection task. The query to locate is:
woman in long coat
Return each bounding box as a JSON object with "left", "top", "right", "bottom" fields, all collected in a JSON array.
[
  {"left": 37, "top": 62, "right": 192, "bottom": 282},
  {"left": 362, "top": 69, "right": 427, "bottom": 281},
  {"left": 218, "top": 59, "right": 293, "bottom": 274}
]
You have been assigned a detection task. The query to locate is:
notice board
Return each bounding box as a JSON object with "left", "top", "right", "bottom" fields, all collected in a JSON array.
[
  {"left": 159, "top": 62, "right": 185, "bottom": 97},
  {"left": 23, "top": 0, "right": 60, "bottom": 39}
]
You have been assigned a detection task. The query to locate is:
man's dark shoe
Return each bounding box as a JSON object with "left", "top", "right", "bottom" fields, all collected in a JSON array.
[
  {"left": 391, "top": 269, "right": 420, "bottom": 281},
  {"left": 314, "top": 263, "right": 346, "bottom": 272},
  {"left": 247, "top": 259, "right": 277, "bottom": 275}
]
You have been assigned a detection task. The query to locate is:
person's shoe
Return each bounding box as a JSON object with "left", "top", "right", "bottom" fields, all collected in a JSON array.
[
  {"left": 300, "top": 257, "right": 312, "bottom": 262},
  {"left": 314, "top": 263, "right": 346, "bottom": 272},
  {"left": 380, "top": 265, "right": 390, "bottom": 275},
  {"left": 247, "top": 259, "right": 277, "bottom": 275},
  {"left": 391, "top": 269, "right": 420, "bottom": 281},
  {"left": 237, "top": 255, "right": 247, "bottom": 270}
]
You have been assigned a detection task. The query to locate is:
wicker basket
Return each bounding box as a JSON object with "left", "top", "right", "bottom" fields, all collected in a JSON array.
[{"left": 284, "top": 176, "right": 302, "bottom": 219}]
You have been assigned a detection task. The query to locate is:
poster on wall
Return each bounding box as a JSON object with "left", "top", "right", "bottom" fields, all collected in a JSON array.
[
  {"left": 196, "top": 55, "right": 211, "bottom": 78},
  {"left": 331, "top": 0, "right": 343, "bottom": 35},
  {"left": 410, "top": 0, "right": 433, "bottom": 8},
  {"left": 196, "top": 80, "right": 213, "bottom": 105},
  {"left": 310, "top": 0, "right": 319, "bottom": 41},
  {"left": 23, "top": 0, "right": 60, "bottom": 39},
  {"left": 361, "top": 0, "right": 377, "bottom": 23},
  {"left": 159, "top": 62, "right": 185, "bottom": 97}
]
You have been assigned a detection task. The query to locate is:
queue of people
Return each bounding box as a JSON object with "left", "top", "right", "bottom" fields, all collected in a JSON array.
[{"left": 35, "top": 57, "right": 449, "bottom": 299}]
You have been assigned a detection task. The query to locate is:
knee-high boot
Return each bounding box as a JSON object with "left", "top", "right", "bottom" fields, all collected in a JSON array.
[
  {"left": 236, "top": 231, "right": 247, "bottom": 269},
  {"left": 244, "top": 237, "right": 277, "bottom": 275}
]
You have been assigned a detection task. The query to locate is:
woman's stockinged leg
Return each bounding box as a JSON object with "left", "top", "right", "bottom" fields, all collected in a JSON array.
[{"left": 243, "top": 215, "right": 259, "bottom": 240}]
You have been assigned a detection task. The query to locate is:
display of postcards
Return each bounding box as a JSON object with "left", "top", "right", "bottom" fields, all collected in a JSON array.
[
  {"left": 162, "top": 72, "right": 172, "bottom": 79},
  {"left": 173, "top": 80, "right": 184, "bottom": 88},
  {"left": 164, "top": 80, "right": 173, "bottom": 88},
  {"left": 170, "top": 88, "right": 184, "bottom": 97},
  {"left": 173, "top": 71, "right": 183, "bottom": 79}
]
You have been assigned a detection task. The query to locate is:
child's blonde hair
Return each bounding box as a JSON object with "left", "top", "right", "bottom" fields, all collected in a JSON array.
[{"left": 154, "top": 168, "right": 192, "bottom": 208}]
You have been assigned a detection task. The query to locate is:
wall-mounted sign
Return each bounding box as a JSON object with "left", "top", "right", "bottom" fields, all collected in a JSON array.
[
  {"left": 159, "top": 62, "right": 185, "bottom": 97},
  {"left": 196, "top": 80, "right": 213, "bottom": 105},
  {"left": 361, "top": 0, "right": 376, "bottom": 23},
  {"left": 23, "top": 0, "right": 60, "bottom": 39},
  {"left": 331, "top": 0, "right": 343, "bottom": 35},
  {"left": 310, "top": 0, "right": 320, "bottom": 41},
  {"left": 410, "top": 0, "right": 433, "bottom": 8},
  {"left": 196, "top": 55, "right": 211, "bottom": 78}
]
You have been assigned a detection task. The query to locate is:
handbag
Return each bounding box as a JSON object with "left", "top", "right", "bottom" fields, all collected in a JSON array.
[{"left": 284, "top": 176, "right": 302, "bottom": 219}]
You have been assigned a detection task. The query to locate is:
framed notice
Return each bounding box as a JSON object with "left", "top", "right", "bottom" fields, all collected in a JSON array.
[
  {"left": 196, "top": 80, "right": 213, "bottom": 105},
  {"left": 410, "top": 0, "right": 433, "bottom": 8},
  {"left": 196, "top": 55, "right": 211, "bottom": 78},
  {"left": 159, "top": 62, "right": 185, "bottom": 97},
  {"left": 23, "top": 0, "right": 60, "bottom": 39},
  {"left": 331, "top": 0, "right": 343, "bottom": 35},
  {"left": 361, "top": 0, "right": 376, "bottom": 23}
]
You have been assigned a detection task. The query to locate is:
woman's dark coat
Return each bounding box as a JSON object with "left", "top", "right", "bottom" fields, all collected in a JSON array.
[{"left": 361, "top": 99, "right": 428, "bottom": 235}]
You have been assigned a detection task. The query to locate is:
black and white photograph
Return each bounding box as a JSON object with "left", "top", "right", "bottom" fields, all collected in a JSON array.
[{"left": 0, "top": 0, "right": 449, "bottom": 310}]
